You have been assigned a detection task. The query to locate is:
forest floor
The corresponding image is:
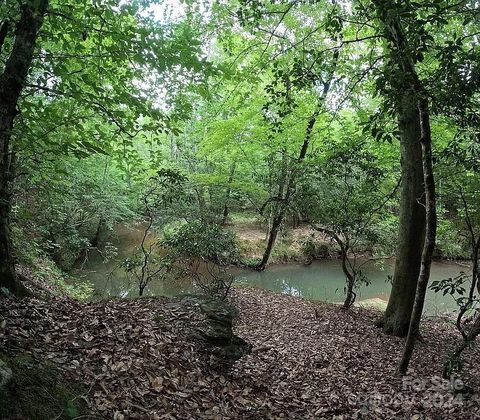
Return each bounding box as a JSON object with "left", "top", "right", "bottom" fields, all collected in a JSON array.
[{"left": 1, "top": 287, "right": 480, "bottom": 419}]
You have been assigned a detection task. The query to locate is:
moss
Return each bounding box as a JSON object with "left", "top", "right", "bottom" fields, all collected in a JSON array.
[
  {"left": 0, "top": 354, "right": 88, "bottom": 420},
  {"left": 236, "top": 238, "right": 265, "bottom": 256},
  {"left": 356, "top": 298, "right": 388, "bottom": 311},
  {"left": 271, "top": 240, "right": 303, "bottom": 263}
]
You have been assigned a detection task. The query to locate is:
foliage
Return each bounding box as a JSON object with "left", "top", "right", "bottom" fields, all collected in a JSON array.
[
  {"left": 120, "top": 169, "right": 189, "bottom": 296},
  {"left": 164, "top": 220, "right": 239, "bottom": 266},
  {"left": 296, "top": 124, "right": 396, "bottom": 307},
  {"left": 14, "top": 156, "right": 135, "bottom": 268},
  {"left": 163, "top": 220, "right": 239, "bottom": 299},
  {"left": 430, "top": 274, "right": 469, "bottom": 300},
  {"left": 2, "top": 0, "right": 480, "bottom": 413}
]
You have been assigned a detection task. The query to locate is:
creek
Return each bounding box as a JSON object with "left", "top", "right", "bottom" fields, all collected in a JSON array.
[{"left": 73, "top": 224, "right": 468, "bottom": 315}]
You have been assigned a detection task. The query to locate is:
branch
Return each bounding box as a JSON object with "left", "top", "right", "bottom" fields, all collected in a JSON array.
[
  {"left": 0, "top": 20, "right": 9, "bottom": 56},
  {"left": 26, "top": 84, "right": 141, "bottom": 138},
  {"left": 260, "top": 1, "right": 296, "bottom": 58}
]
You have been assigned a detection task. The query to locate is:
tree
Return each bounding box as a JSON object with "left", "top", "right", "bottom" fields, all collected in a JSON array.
[
  {"left": 121, "top": 169, "right": 190, "bottom": 296},
  {"left": 236, "top": 2, "right": 342, "bottom": 270},
  {"left": 0, "top": 0, "right": 49, "bottom": 294},
  {"left": 0, "top": 0, "right": 211, "bottom": 294},
  {"left": 361, "top": 0, "right": 428, "bottom": 336},
  {"left": 298, "top": 118, "right": 397, "bottom": 308},
  {"left": 434, "top": 126, "right": 480, "bottom": 378},
  {"left": 355, "top": 0, "right": 437, "bottom": 371},
  {"left": 163, "top": 220, "right": 239, "bottom": 300}
]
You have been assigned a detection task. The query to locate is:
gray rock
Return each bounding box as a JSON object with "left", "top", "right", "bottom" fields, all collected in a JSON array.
[{"left": 197, "top": 299, "right": 251, "bottom": 369}]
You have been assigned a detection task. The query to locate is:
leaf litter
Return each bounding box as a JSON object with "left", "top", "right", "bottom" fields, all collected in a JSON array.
[{"left": 0, "top": 287, "right": 479, "bottom": 419}]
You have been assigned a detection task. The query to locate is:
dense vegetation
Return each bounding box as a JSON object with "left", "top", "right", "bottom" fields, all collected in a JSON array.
[{"left": 1, "top": 0, "right": 480, "bottom": 418}]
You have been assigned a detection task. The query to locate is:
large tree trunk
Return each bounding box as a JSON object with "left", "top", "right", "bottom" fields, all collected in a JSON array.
[
  {"left": 380, "top": 93, "right": 426, "bottom": 336},
  {"left": 373, "top": 0, "right": 427, "bottom": 336},
  {"left": 397, "top": 98, "right": 436, "bottom": 374},
  {"left": 0, "top": 1, "right": 48, "bottom": 294}
]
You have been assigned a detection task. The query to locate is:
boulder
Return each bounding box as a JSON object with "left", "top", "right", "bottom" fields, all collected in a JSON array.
[
  {"left": 198, "top": 299, "right": 251, "bottom": 369},
  {"left": 181, "top": 297, "right": 250, "bottom": 370}
]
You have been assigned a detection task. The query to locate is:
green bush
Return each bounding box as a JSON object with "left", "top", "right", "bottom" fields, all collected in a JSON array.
[
  {"left": 436, "top": 219, "right": 467, "bottom": 259},
  {"left": 163, "top": 220, "right": 239, "bottom": 265}
]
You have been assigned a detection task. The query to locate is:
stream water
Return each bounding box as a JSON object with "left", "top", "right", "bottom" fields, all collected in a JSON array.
[{"left": 72, "top": 224, "right": 468, "bottom": 315}]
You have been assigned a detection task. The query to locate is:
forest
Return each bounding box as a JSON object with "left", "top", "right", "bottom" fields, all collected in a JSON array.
[{"left": 0, "top": 0, "right": 480, "bottom": 418}]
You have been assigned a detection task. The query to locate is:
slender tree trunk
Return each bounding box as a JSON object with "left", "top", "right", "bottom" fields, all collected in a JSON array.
[
  {"left": 258, "top": 150, "right": 289, "bottom": 270},
  {"left": 309, "top": 224, "right": 356, "bottom": 308},
  {"left": 257, "top": 108, "right": 317, "bottom": 270},
  {"left": 258, "top": 213, "right": 283, "bottom": 270},
  {"left": 341, "top": 247, "right": 356, "bottom": 309},
  {"left": 444, "top": 315, "right": 480, "bottom": 378},
  {"left": 195, "top": 186, "right": 206, "bottom": 219},
  {"left": 257, "top": 101, "right": 322, "bottom": 270},
  {"left": 265, "top": 208, "right": 272, "bottom": 241},
  {"left": 257, "top": 49, "right": 339, "bottom": 270},
  {"left": 397, "top": 98, "right": 437, "bottom": 374},
  {"left": 0, "top": 1, "right": 48, "bottom": 294},
  {"left": 221, "top": 162, "right": 236, "bottom": 226}
]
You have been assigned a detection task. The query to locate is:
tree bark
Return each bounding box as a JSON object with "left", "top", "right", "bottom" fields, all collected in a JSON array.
[
  {"left": 309, "top": 223, "right": 356, "bottom": 308},
  {"left": 0, "top": 1, "right": 48, "bottom": 294},
  {"left": 444, "top": 314, "right": 480, "bottom": 378},
  {"left": 257, "top": 91, "right": 326, "bottom": 270},
  {"left": 397, "top": 98, "right": 437, "bottom": 374},
  {"left": 257, "top": 48, "right": 340, "bottom": 270},
  {"left": 381, "top": 93, "right": 426, "bottom": 335},
  {"left": 221, "top": 162, "right": 236, "bottom": 226},
  {"left": 339, "top": 242, "right": 356, "bottom": 309},
  {"left": 373, "top": 0, "right": 427, "bottom": 336},
  {"left": 257, "top": 150, "right": 289, "bottom": 270}
]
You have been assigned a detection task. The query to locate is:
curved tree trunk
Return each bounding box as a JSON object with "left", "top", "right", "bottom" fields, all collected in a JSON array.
[
  {"left": 257, "top": 48, "right": 340, "bottom": 271},
  {"left": 257, "top": 150, "right": 289, "bottom": 270},
  {"left": 341, "top": 248, "right": 356, "bottom": 309},
  {"left": 0, "top": 1, "right": 48, "bottom": 294},
  {"left": 257, "top": 100, "right": 323, "bottom": 271}
]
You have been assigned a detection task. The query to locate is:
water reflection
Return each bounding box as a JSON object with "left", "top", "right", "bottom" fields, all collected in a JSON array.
[{"left": 235, "top": 260, "right": 468, "bottom": 315}]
